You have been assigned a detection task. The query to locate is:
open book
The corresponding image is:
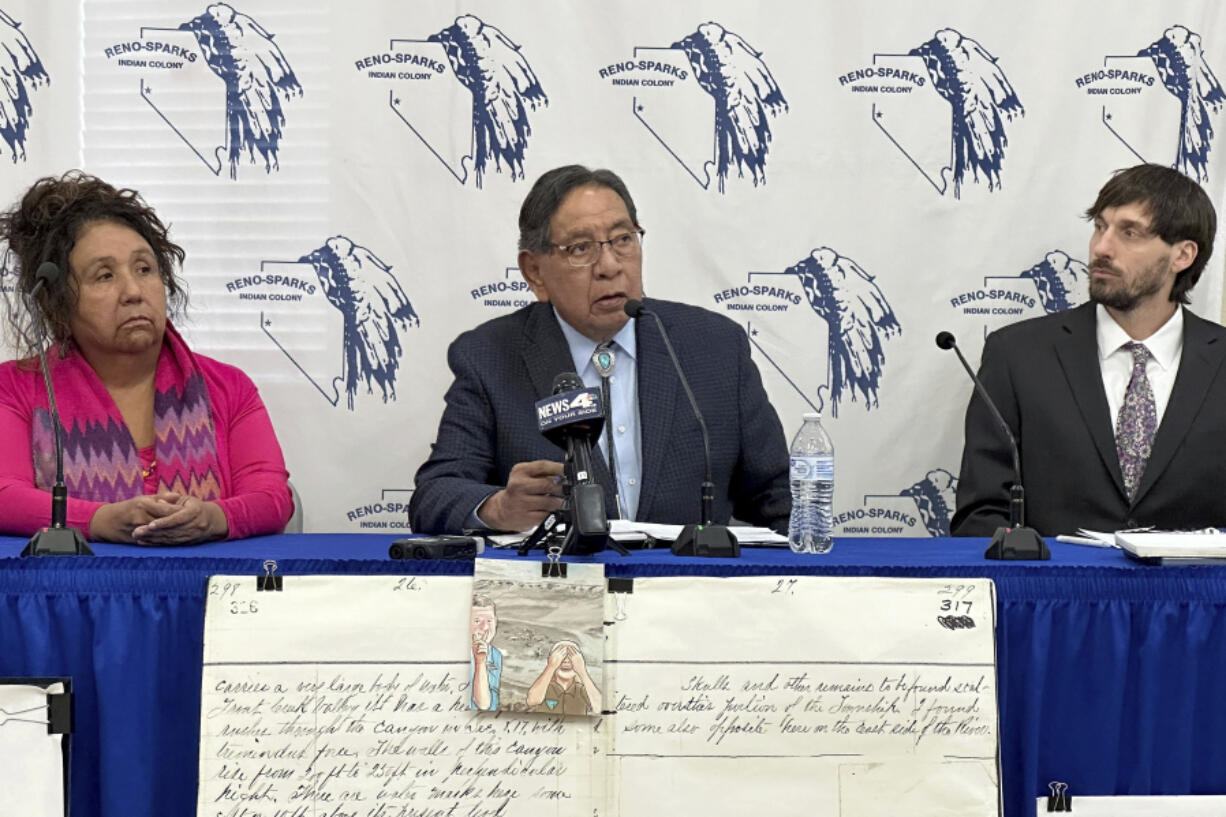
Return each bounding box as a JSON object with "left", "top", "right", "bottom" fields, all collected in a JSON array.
[{"left": 196, "top": 574, "right": 1001, "bottom": 816}]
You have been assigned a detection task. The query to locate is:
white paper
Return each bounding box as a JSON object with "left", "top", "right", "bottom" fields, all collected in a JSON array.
[
  {"left": 608, "top": 520, "right": 788, "bottom": 545},
  {"left": 1035, "top": 795, "right": 1226, "bottom": 815},
  {"left": 604, "top": 577, "right": 999, "bottom": 817},
  {"left": 0, "top": 682, "right": 65, "bottom": 817},
  {"left": 1054, "top": 529, "right": 1118, "bottom": 548},
  {"left": 486, "top": 521, "right": 788, "bottom": 547}
]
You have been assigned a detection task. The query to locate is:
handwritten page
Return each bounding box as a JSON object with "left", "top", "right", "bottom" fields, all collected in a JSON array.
[
  {"left": 603, "top": 576, "right": 999, "bottom": 817},
  {"left": 199, "top": 574, "right": 999, "bottom": 817},
  {"left": 196, "top": 575, "right": 602, "bottom": 817},
  {"left": 0, "top": 681, "right": 65, "bottom": 817}
]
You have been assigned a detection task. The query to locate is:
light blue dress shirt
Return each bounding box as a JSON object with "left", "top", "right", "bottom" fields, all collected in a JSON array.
[{"left": 555, "top": 310, "right": 643, "bottom": 521}]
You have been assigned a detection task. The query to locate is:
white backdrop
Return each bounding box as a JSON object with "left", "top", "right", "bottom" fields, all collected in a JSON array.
[{"left": 2, "top": 1, "right": 1224, "bottom": 535}]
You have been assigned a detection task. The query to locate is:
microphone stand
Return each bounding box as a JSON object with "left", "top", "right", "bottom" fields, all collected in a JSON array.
[
  {"left": 631, "top": 301, "right": 738, "bottom": 558},
  {"left": 518, "top": 440, "right": 627, "bottom": 557},
  {"left": 937, "top": 332, "right": 1047, "bottom": 561},
  {"left": 22, "top": 268, "right": 93, "bottom": 556}
]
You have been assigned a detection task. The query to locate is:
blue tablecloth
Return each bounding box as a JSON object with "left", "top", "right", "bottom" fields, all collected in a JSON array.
[{"left": 2, "top": 534, "right": 1225, "bottom": 816}]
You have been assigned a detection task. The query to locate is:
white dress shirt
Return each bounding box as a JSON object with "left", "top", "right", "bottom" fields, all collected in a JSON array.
[{"left": 1097, "top": 303, "right": 1183, "bottom": 429}]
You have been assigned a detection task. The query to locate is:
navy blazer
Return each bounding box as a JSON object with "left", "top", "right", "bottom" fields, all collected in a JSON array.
[
  {"left": 953, "top": 302, "right": 1226, "bottom": 536},
  {"left": 409, "top": 299, "right": 791, "bottom": 534}
]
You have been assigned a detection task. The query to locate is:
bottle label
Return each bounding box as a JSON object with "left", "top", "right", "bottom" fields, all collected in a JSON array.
[{"left": 790, "top": 455, "right": 833, "bottom": 480}]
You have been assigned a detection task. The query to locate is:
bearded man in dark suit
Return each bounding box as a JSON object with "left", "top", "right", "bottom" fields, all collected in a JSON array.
[
  {"left": 410, "top": 165, "right": 791, "bottom": 535},
  {"left": 953, "top": 164, "right": 1224, "bottom": 536}
]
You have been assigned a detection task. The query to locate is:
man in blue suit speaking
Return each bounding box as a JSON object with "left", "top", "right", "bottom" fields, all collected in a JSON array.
[{"left": 409, "top": 165, "right": 791, "bottom": 535}]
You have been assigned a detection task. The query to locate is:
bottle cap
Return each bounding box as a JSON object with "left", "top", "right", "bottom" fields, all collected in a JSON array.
[{"left": 803, "top": 411, "right": 821, "bottom": 420}]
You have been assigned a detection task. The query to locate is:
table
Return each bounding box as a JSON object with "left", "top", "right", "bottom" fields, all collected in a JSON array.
[{"left": 2, "top": 535, "right": 1224, "bottom": 817}]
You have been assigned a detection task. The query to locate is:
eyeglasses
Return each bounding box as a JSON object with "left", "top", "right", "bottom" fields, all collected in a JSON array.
[{"left": 551, "top": 229, "right": 645, "bottom": 268}]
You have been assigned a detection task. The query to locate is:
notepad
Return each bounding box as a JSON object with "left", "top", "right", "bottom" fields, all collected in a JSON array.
[{"left": 1115, "top": 529, "right": 1226, "bottom": 563}]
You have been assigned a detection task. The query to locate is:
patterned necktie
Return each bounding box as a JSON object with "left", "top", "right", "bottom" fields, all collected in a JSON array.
[
  {"left": 1115, "top": 342, "right": 1156, "bottom": 502},
  {"left": 592, "top": 342, "right": 623, "bottom": 519}
]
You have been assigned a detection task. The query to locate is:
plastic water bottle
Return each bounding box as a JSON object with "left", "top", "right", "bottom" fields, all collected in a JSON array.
[{"left": 788, "top": 412, "right": 834, "bottom": 553}]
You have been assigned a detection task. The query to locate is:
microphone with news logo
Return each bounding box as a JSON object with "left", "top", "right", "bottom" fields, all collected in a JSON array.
[
  {"left": 23, "top": 262, "right": 93, "bottom": 557},
  {"left": 936, "top": 331, "right": 1049, "bottom": 560},
  {"left": 519, "top": 372, "right": 620, "bottom": 556},
  {"left": 625, "top": 299, "right": 738, "bottom": 558}
]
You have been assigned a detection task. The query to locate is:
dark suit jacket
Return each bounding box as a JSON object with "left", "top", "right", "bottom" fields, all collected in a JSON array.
[
  {"left": 409, "top": 299, "right": 791, "bottom": 534},
  {"left": 952, "top": 302, "right": 1226, "bottom": 536}
]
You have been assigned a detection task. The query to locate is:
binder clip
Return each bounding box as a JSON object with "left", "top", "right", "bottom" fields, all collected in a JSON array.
[
  {"left": 607, "top": 578, "right": 634, "bottom": 594},
  {"left": 542, "top": 545, "right": 567, "bottom": 579},
  {"left": 258, "top": 559, "right": 283, "bottom": 592},
  {"left": 607, "top": 578, "right": 633, "bottom": 623},
  {"left": 46, "top": 692, "right": 72, "bottom": 734},
  {"left": 1047, "top": 781, "right": 1071, "bottom": 812}
]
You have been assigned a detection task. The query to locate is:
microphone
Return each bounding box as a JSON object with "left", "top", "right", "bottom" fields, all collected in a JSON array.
[
  {"left": 625, "top": 299, "right": 738, "bottom": 558},
  {"left": 22, "top": 262, "right": 93, "bottom": 557},
  {"left": 536, "top": 372, "right": 604, "bottom": 484},
  {"left": 29, "top": 261, "right": 60, "bottom": 297},
  {"left": 527, "top": 372, "right": 609, "bottom": 554},
  {"left": 936, "top": 331, "right": 1048, "bottom": 561}
]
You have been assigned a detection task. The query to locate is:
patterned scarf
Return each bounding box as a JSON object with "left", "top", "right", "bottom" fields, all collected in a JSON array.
[{"left": 30, "top": 323, "right": 223, "bottom": 502}]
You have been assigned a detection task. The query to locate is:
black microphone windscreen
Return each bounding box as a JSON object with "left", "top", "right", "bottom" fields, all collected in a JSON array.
[
  {"left": 935, "top": 331, "right": 957, "bottom": 350},
  {"left": 551, "top": 371, "right": 583, "bottom": 394},
  {"left": 623, "top": 299, "right": 645, "bottom": 319},
  {"left": 35, "top": 261, "right": 61, "bottom": 287}
]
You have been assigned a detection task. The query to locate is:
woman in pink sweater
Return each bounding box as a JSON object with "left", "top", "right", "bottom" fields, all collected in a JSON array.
[{"left": 0, "top": 172, "right": 293, "bottom": 543}]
